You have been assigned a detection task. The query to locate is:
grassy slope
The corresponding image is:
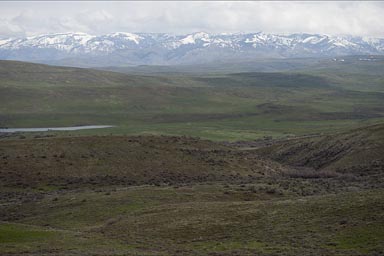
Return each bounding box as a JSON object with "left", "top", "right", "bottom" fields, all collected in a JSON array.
[
  {"left": 1, "top": 123, "right": 383, "bottom": 255},
  {"left": 1, "top": 177, "right": 383, "bottom": 255},
  {"left": 1, "top": 59, "right": 384, "bottom": 140},
  {"left": 0, "top": 186, "right": 384, "bottom": 255},
  {"left": 0, "top": 135, "right": 284, "bottom": 189},
  {"left": 103, "top": 55, "right": 384, "bottom": 92},
  {"left": 1, "top": 59, "right": 383, "bottom": 255},
  {"left": 255, "top": 123, "right": 384, "bottom": 189}
]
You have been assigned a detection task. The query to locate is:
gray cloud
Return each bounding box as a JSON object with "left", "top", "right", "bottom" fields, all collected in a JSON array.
[{"left": 0, "top": 1, "right": 383, "bottom": 38}]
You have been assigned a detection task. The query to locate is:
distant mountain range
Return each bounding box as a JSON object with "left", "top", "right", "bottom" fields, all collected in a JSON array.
[{"left": 0, "top": 32, "right": 383, "bottom": 67}]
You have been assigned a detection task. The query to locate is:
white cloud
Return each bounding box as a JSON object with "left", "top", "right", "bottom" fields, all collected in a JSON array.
[{"left": 0, "top": 1, "right": 383, "bottom": 38}]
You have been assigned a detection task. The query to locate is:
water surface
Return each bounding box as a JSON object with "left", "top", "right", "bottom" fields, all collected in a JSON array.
[{"left": 0, "top": 125, "right": 115, "bottom": 133}]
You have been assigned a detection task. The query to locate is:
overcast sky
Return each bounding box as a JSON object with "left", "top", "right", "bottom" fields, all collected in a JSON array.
[{"left": 0, "top": 1, "right": 383, "bottom": 38}]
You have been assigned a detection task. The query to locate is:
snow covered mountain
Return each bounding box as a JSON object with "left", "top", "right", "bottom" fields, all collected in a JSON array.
[{"left": 0, "top": 32, "right": 383, "bottom": 66}]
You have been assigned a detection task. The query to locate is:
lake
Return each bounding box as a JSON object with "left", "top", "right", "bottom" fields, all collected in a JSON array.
[{"left": 0, "top": 125, "right": 115, "bottom": 133}]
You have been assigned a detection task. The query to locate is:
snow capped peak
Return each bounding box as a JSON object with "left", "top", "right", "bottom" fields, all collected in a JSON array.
[
  {"left": 0, "top": 32, "right": 383, "bottom": 65},
  {"left": 26, "top": 32, "right": 92, "bottom": 40},
  {"left": 179, "top": 35, "right": 195, "bottom": 45},
  {"left": 245, "top": 33, "right": 267, "bottom": 44},
  {"left": 178, "top": 32, "right": 211, "bottom": 45},
  {"left": 244, "top": 33, "right": 295, "bottom": 48},
  {"left": 4, "top": 32, "right": 96, "bottom": 52},
  {"left": 301, "top": 35, "right": 328, "bottom": 44},
  {"left": 107, "top": 32, "right": 143, "bottom": 44},
  {"left": 192, "top": 31, "right": 210, "bottom": 38},
  {"left": 328, "top": 36, "right": 358, "bottom": 48},
  {"left": 0, "top": 38, "right": 12, "bottom": 46}
]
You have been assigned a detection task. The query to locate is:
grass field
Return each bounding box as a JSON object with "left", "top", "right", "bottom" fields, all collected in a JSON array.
[
  {"left": 1, "top": 123, "right": 384, "bottom": 255},
  {"left": 1, "top": 186, "right": 383, "bottom": 255},
  {"left": 0, "top": 58, "right": 383, "bottom": 255},
  {"left": 1, "top": 57, "right": 384, "bottom": 141}
]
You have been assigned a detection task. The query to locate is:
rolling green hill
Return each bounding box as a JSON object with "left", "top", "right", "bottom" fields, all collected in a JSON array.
[
  {"left": 1, "top": 59, "right": 383, "bottom": 141},
  {"left": 0, "top": 135, "right": 284, "bottom": 189},
  {"left": 0, "top": 126, "right": 383, "bottom": 255},
  {"left": 1, "top": 57, "right": 383, "bottom": 255},
  {"left": 256, "top": 123, "right": 384, "bottom": 175}
]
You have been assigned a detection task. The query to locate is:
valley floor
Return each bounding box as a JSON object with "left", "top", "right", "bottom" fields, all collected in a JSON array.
[{"left": 1, "top": 126, "right": 383, "bottom": 256}]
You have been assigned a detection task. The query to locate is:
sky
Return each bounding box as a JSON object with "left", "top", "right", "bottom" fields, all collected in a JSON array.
[{"left": 0, "top": 1, "right": 383, "bottom": 38}]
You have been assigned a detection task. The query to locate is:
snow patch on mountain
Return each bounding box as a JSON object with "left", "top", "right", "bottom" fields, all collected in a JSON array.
[
  {"left": 108, "top": 32, "right": 143, "bottom": 44},
  {"left": 177, "top": 32, "right": 210, "bottom": 46},
  {"left": 302, "top": 35, "right": 327, "bottom": 44},
  {"left": 0, "top": 32, "right": 383, "bottom": 65}
]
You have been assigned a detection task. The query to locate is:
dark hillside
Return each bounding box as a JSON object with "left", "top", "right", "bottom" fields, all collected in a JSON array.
[
  {"left": 0, "top": 135, "right": 284, "bottom": 189},
  {"left": 0, "top": 60, "right": 178, "bottom": 87},
  {"left": 257, "top": 123, "right": 384, "bottom": 175}
]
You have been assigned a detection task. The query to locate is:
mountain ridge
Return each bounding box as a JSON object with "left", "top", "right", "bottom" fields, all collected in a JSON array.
[{"left": 0, "top": 32, "right": 384, "bottom": 66}]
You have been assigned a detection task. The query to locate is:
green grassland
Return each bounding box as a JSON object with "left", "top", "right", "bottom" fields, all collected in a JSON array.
[
  {"left": 1, "top": 178, "right": 383, "bottom": 255},
  {"left": 0, "top": 58, "right": 383, "bottom": 255},
  {"left": 1, "top": 123, "right": 384, "bottom": 255},
  {"left": 256, "top": 123, "right": 384, "bottom": 171},
  {"left": 1, "top": 58, "right": 384, "bottom": 141}
]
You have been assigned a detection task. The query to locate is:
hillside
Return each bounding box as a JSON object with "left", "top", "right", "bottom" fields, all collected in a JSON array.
[
  {"left": 101, "top": 55, "right": 384, "bottom": 75},
  {"left": 0, "top": 60, "right": 183, "bottom": 87},
  {"left": 256, "top": 123, "right": 384, "bottom": 175},
  {"left": 0, "top": 135, "right": 284, "bottom": 189},
  {"left": 0, "top": 59, "right": 383, "bottom": 255},
  {"left": 1, "top": 127, "right": 383, "bottom": 255},
  {"left": 1, "top": 60, "right": 384, "bottom": 141}
]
